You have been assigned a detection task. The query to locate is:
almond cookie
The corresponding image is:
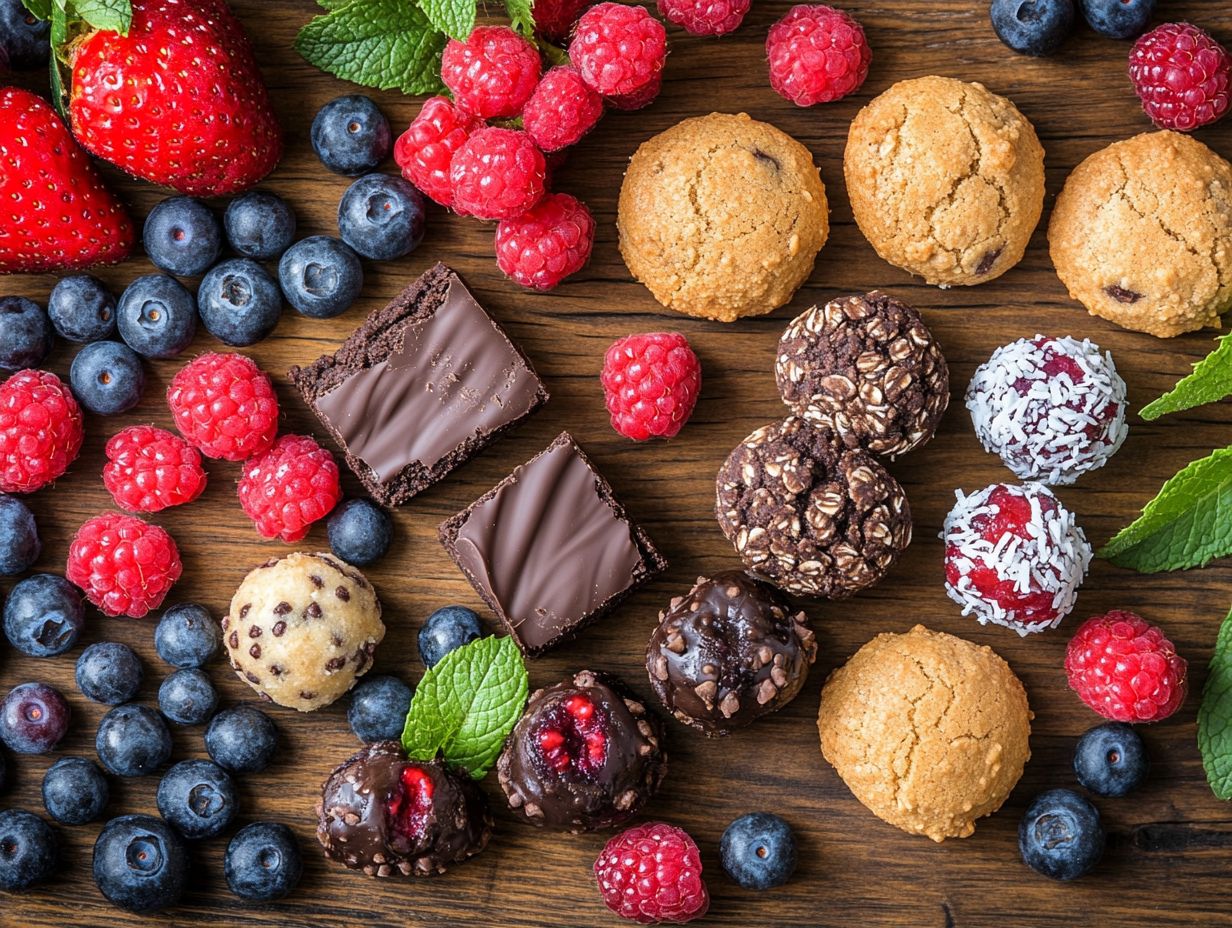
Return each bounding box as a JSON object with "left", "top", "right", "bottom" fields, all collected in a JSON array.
[
  {"left": 1049, "top": 131, "right": 1232, "bottom": 338},
  {"left": 618, "top": 112, "right": 829, "bottom": 322},
  {"left": 845, "top": 76, "right": 1045, "bottom": 287},
  {"left": 223, "top": 552, "right": 384, "bottom": 712},
  {"left": 817, "top": 625, "right": 1031, "bottom": 842}
]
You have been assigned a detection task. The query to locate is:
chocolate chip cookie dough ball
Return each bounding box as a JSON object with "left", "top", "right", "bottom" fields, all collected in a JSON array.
[
  {"left": 715, "top": 417, "right": 912, "bottom": 599},
  {"left": 618, "top": 112, "right": 829, "bottom": 322},
  {"left": 224, "top": 552, "right": 384, "bottom": 712},
  {"left": 647, "top": 571, "right": 817, "bottom": 736},
  {"left": 776, "top": 292, "right": 949, "bottom": 457},
  {"left": 817, "top": 625, "right": 1031, "bottom": 842},
  {"left": 845, "top": 76, "right": 1045, "bottom": 287},
  {"left": 1049, "top": 131, "right": 1232, "bottom": 337}
]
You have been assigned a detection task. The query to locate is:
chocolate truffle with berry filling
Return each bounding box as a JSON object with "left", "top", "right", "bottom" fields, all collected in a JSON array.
[
  {"left": 316, "top": 740, "right": 491, "bottom": 877},
  {"left": 646, "top": 572, "right": 817, "bottom": 736},
  {"left": 497, "top": 670, "right": 666, "bottom": 833}
]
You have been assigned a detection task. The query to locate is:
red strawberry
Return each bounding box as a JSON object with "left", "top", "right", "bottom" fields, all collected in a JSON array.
[
  {"left": 0, "top": 87, "right": 134, "bottom": 275},
  {"left": 68, "top": 0, "right": 282, "bottom": 196}
]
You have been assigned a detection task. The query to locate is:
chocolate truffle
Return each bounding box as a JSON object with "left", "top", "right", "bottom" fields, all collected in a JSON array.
[
  {"left": 497, "top": 670, "right": 666, "bottom": 832},
  {"left": 715, "top": 417, "right": 912, "bottom": 599},
  {"left": 316, "top": 741, "right": 491, "bottom": 877},
  {"left": 776, "top": 292, "right": 949, "bottom": 457},
  {"left": 646, "top": 572, "right": 817, "bottom": 736}
]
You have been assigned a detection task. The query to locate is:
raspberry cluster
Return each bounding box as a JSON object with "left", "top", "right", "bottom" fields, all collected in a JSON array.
[{"left": 1065, "top": 611, "right": 1188, "bottom": 723}]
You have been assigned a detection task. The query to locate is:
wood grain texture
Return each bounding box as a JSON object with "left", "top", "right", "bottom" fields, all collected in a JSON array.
[{"left": 4, "top": 2, "right": 1232, "bottom": 925}]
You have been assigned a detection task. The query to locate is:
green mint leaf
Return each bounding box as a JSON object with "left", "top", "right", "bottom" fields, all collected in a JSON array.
[
  {"left": 1100, "top": 446, "right": 1232, "bottom": 572},
  {"left": 1142, "top": 332, "right": 1232, "bottom": 421},
  {"left": 419, "top": 0, "right": 475, "bottom": 41},
  {"left": 295, "top": 0, "right": 447, "bottom": 96},
  {"left": 401, "top": 636, "right": 528, "bottom": 779},
  {"left": 506, "top": 0, "right": 534, "bottom": 37},
  {"left": 21, "top": 0, "right": 52, "bottom": 19},
  {"left": 49, "top": 0, "right": 66, "bottom": 46},
  {"left": 69, "top": 0, "right": 131, "bottom": 32},
  {"left": 1199, "top": 605, "right": 1232, "bottom": 799},
  {"left": 538, "top": 37, "right": 569, "bottom": 66}
]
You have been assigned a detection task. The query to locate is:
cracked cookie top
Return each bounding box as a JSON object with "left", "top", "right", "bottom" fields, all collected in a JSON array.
[
  {"left": 844, "top": 76, "right": 1045, "bottom": 288},
  {"left": 617, "top": 112, "right": 829, "bottom": 322},
  {"left": 817, "top": 624, "right": 1031, "bottom": 842},
  {"left": 1048, "top": 130, "right": 1232, "bottom": 338}
]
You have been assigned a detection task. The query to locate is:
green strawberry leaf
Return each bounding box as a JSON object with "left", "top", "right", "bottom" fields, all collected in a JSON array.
[
  {"left": 21, "top": 0, "right": 52, "bottom": 19},
  {"left": 419, "top": 0, "right": 475, "bottom": 41},
  {"left": 506, "top": 0, "right": 534, "bottom": 37},
  {"left": 401, "top": 635, "right": 528, "bottom": 780},
  {"left": 1100, "top": 446, "right": 1232, "bottom": 572},
  {"left": 1199, "top": 605, "right": 1232, "bottom": 799},
  {"left": 1142, "top": 331, "right": 1232, "bottom": 421},
  {"left": 71, "top": 0, "right": 132, "bottom": 33}
]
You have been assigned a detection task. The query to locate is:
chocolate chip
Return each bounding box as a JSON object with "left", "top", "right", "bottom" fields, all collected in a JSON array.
[
  {"left": 335, "top": 586, "right": 350, "bottom": 602},
  {"left": 239, "top": 603, "right": 250, "bottom": 619},
  {"left": 249, "top": 643, "right": 262, "bottom": 659},
  {"left": 976, "top": 248, "right": 1002, "bottom": 275},
  {"left": 752, "top": 147, "right": 780, "bottom": 171},
  {"left": 272, "top": 620, "right": 287, "bottom": 637},
  {"left": 325, "top": 656, "right": 345, "bottom": 672},
  {"left": 228, "top": 631, "right": 239, "bottom": 650},
  {"left": 1105, "top": 284, "right": 1143, "bottom": 304},
  {"left": 305, "top": 602, "right": 322, "bottom": 619},
  {"left": 274, "top": 601, "right": 292, "bottom": 615},
  {"left": 269, "top": 664, "right": 284, "bottom": 676},
  {"left": 245, "top": 671, "right": 260, "bottom": 685},
  {"left": 310, "top": 574, "right": 323, "bottom": 588},
  {"left": 258, "top": 691, "right": 273, "bottom": 702},
  {"left": 300, "top": 690, "right": 316, "bottom": 700},
  {"left": 221, "top": 616, "right": 230, "bottom": 631},
  {"left": 248, "top": 624, "right": 262, "bottom": 638}
]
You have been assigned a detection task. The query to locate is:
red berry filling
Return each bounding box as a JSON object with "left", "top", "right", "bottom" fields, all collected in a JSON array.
[
  {"left": 534, "top": 693, "right": 608, "bottom": 777},
  {"left": 388, "top": 765, "right": 435, "bottom": 841}
]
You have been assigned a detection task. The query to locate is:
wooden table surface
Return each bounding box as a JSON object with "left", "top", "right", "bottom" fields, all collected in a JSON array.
[{"left": 4, "top": 1, "right": 1232, "bottom": 925}]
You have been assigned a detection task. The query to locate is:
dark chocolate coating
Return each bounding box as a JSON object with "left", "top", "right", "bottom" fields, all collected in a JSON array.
[
  {"left": 316, "top": 741, "right": 491, "bottom": 877},
  {"left": 496, "top": 670, "right": 666, "bottom": 832}
]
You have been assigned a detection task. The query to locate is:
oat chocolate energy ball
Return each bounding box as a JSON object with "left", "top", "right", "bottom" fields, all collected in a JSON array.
[
  {"left": 715, "top": 417, "right": 912, "bottom": 598},
  {"left": 223, "top": 552, "right": 384, "bottom": 711},
  {"left": 967, "top": 335, "right": 1128, "bottom": 485},
  {"left": 776, "top": 292, "right": 949, "bottom": 457},
  {"left": 646, "top": 571, "right": 817, "bottom": 736},
  {"left": 943, "top": 483, "right": 1092, "bottom": 635}
]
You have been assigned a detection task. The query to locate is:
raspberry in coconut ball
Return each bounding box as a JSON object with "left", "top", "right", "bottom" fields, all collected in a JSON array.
[
  {"left": 966, "top": 336, "right": 1128, "bottom": 486},
  {"left": 943, "top": 483, "right": 1092, "bottom": 635}
]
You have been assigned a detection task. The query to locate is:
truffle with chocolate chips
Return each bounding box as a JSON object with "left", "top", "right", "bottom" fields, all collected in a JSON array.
[
  {"left": 223, "top": 552, "right": 384, "bottom": 712},
  {"left": 646, "top": 571, "right": 817, "bottom": 736},
  {"left": 776, "top": 292, "right": 949, "bottom": 457},
  {"left": 715, "top": 417, "right": 912, "bottom": 598}
]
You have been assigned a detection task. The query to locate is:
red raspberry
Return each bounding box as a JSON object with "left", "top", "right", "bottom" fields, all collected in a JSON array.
[
  {"left": 449, "top": 127, "right": 547, "bottom": 221},
  {"left": 1129, "top": 22, "right": 1231, "bottom": 132},
  {"left": 657, "top": 0, "right": 750, "bottom": 36},
  {"left": 0, "top": 370, "right": 83, "bottom": 494},
  {"left": 606, "top": 71, "right": 664, "bottom": 110},
  {"left": 594, "top": 822, "right": 710, "bottom": 924},
  {"left": 1065, "top": 611, "right": 1188, "bottom": 723},
  {"left": 441, "top": 25, "right": 542, "bottom": 119},
  {"left": 523, "top": 66, "right": 605, "bottom": 152},
  {"left": 66, "top": 512, "right": 182, "bottom": 618},
  {"left": 394, "top": 96, "right": 480, "bottom": 209},
  {"left": 167, "top": 352, "right": 279, "bottom": 462},
  {"left": 766, "top": 4, "right": 872, "bottom": 106},
  {"left": 237, "top": 434, "right": 341, "bottom": 543},
  {"left": 534, "top": 0, "right": 595, "bottom": 40},
  {"left": 570, "top": 3, "right": 668, "bottom": 100},
  {"left": 102, "top": 425, "right": 208, "bottom": 513},
  {"left": 601, "top": 332, "right": 701, "bottom": 441},
  {"left": 496, "top": 192, "right": 596, "bottom": 290}
]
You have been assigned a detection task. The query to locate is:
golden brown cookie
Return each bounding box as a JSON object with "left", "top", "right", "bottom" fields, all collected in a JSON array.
[
  {"left": 617, "top": 112, "right": 829, "bottom": 322},
  {"left": 1048, "top": 130, "right": 1232, "bottom": 338},
  {"left": 844, "top": 76, "right": 1045, "bottom": 288},
  {"left": 817, "top": 624, "right": 1031, "bottom": 842}
]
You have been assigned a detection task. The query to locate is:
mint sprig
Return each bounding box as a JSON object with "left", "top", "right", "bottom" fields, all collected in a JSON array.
[
  {"left": 401, "top": 635, "right": 528, "bottom": 780},
  {"left": 1142, "top": 331, "right": 1232, "bottom": 421},
  {"left": 1199, "top": 605, "right": 1232, "bottom": 799}
]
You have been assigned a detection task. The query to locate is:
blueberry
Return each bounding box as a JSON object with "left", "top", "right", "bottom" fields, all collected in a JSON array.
[
  {"left": 990, "top": 0, "right": 1074, "bottom": 55},
  {"left": 0, "top": 493, "right": 39, "bottom": 575},
  {"left": 1078, "top": 0, "right": 1154, "bottom": 38},
  {"left": 1019, "top": 788, "right": 1105, "bottom": 880},
  {"left": 224, "top": 191, "right": 296, "bottom": 261},
  {"left": 154, "top": 602, "right": 220, "bottom": 669},
  {"left": 225, "top": 821, "right": 302, "bottom": 902},
  {"left": 719, "top": 812, "right": 797, "bottom": 890},
  {"left": 328, "top": 497, "right": 392, "bottom": 567},
  {"left": 197, "top": 258, "right": 283, "bottom": 346},
  {"left": 95, "top": 704, "right": 172, "bottom": 777},
  {"left": 0, "top": 682, "right": 70, "bottom": 754},
  {"left": 418, "top": 605, "right": 483, "bottom": 669},
  {"left": 48, "top": 275, "right": 117, "bottom": 343},
  {"left": 311, "top": 94, "right": 392, "bottom": 176},
  {"left": 278, "top": 235, "right": 363, "bottom": 319},
  {"left": 76, "top": 641, "right": 143, "bottom": 705},
  {"left": 0, "top": 0, "right": 49, "bottom": 70},
  {"left": 92, "top": 814, "right": 187, "bottom": 913},
  {"left": 117, "top": 274, "right": 198, "bottom": 359},
  {"left": 337, "top": 173, "right": 426, "bottom": 261},
  {"left": 1073, "top": 722, "right": 1149, "bottom": 797},
  {"left": 205, "top": 705, "right": 278, "bottom": 773},
  {"left": 0, "top": 809, "right": 56, "bottom": 892},
  {"left": 142, "top": 196, "right": 221, "bottom": 277},
  {"left": 0, "top": 295, "right": 51, "bottom": 373},
  {"left": 42, "top": 757, "right": 109, "bottom": 825},
  {"left": 156, "top": 759, "right": 236, "bottom": 840},
  {"left": 69, "top": 340, "right": 146, "bottom": 416},
  {"left": 347, "top": 675, "right": 414, "bottom": 743},
  {"left": 157, "top": 668, "right": 218, "bottom": 726},
  {"left": 3, "top": 573, "right": 85, "bottom": 657}
]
